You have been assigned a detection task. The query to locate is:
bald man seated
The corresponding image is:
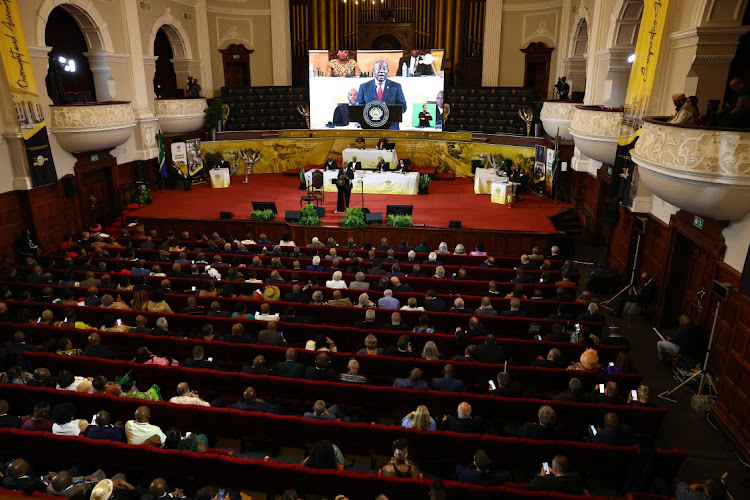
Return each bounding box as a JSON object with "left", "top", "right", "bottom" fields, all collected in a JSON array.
[
  {"left": 124, "top": 406, "right": 166, "bottom": 446},
  {"left": 231, "top": 387, "right": 281, "bottom": 414},
  {"left": 168, "top": 382, "right": 210, "bottom": 407}
]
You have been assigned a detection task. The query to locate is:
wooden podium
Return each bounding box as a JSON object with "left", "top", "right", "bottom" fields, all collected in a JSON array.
[{"left": 348, "top": 105, "right": 403, "bottom": 129}]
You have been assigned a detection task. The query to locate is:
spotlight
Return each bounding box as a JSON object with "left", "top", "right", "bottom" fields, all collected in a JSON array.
[
  {"left": 627, "top": 54, "right": 635, "bottom": 63},
  {"left": 58, "top": 56, "right": 66, "bottom": 64}
]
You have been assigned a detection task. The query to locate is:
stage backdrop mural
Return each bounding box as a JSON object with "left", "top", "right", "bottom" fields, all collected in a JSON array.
[{"left": 202, "top": 138, "right": 534, "bottom": 178}]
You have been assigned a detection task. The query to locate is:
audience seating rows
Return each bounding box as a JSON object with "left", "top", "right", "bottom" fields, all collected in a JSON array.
[
  {"left": 19, "top": 351, "right": 666, "bottom": 433},
  {"left": 6, "top": 321, "right": 636, "bottom": 396},
  {"left": 0, "top": 426, "right": 679, "bottom": 500},
  {"left": 0, "top": 383, "right": 685, "bottom": 485}
]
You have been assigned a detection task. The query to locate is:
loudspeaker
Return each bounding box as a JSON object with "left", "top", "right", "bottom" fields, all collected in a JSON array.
[
  {"left": 220, "top": 211, "right": 234, "bottom": 219},
  {"left": 712, "top": 280, "right": 732, "bottom": 300},
  {"left": 635, "top": 216, "right": 647, "bottom": 235},
  {"left": 449, "top": 220, "right": 462, "bottom": 228},
  {"left": 285, "top": 211, "right": 301, "bottom": 223},
  {"left": 62, "top": 174, "right": 77, "bottom": 199},
  {"left": 314, "top": 207, "right": 325, "bottom": 218},
  {"left": 603, "top": 199, "right": 620, "bottom": 229},
  {"left": 365, "top": 213, "right": 383, "bottom": 224}
]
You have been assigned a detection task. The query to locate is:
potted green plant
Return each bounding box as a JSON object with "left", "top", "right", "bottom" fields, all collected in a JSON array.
[
  {"left": 250, "top": 209, "right": 275, "bottom": 221},
  {"left": 339, "top": 206, "right": 366, "bottom": 228},
  {"left": 418, "top": 174, "right": 431, "bottom": 195},
  {"left": 205, "top": 97, "right": 224, "bottom": 141},
  {"left": 204, "top": 152, "right": 223, "bottom": 170},
  {"left": 386, "top": 214, "right": 413, "bottom": 227},
  {"left": 299, "top": 167, "right": 307, "bottom": 190},
  {"left": 298, "top": 203, "right": 322, "bottom": 226}
]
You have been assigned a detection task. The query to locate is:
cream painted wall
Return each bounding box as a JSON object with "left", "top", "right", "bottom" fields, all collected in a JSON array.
[
  {"left": 498, "top": 1, "right": 564, "bottom": 96},
  {"left": 206, "top": 0, "right": 274, "bottom": 89},
  {"left": 0, "top": 140, "right": 14, "bottom": 193},
  {"left": 723, "top": 216, "right": 750, "bottom": 273},
  {"left": 139, "top": 0, "right": 199, "bottom": 60}
]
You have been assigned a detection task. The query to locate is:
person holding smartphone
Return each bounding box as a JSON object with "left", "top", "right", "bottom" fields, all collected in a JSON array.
[
  {"left": 456, "top": 449, "right": 511, "bottom": 486},
  {"left": 587, "top": 413, "right": 635, "bottom": 446},
  {"left": 528, "top": 455, "right": 584, "bottom": 495}
]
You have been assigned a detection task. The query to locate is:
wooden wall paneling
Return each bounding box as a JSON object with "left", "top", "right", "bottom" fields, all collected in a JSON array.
[
  {"left": 639, "top": 215, "right": 669, "bottom": 283},
  {"left": 0, "top": 191, "right": 26, "bottom": 264},
  {"left": 21, "top": 183, "right": 73, "bottom": 255},
  {"left": 607, "top": 205, "right": 633, "bottom": 278},
  {"left": 132, "top": 216, "right": 554, "bottom": 258}
]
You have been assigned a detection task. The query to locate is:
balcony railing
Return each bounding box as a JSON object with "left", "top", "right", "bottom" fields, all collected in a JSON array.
[
  {"left": 49, "top": 101, "right": 135, "bottom": 154},
  {"left": 569, "top": 105, "right": 623, "bottom": 165},
  {"left": 154, "top": 97, "right": 208, "bottom": 135},
  {"left": 631, "top": 117, "right": 750, "bottom": 221}
]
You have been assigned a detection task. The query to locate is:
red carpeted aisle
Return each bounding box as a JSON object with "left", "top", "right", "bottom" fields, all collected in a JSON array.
[{"left": 127, "top": 173, "right": 571, "bottom": 232}]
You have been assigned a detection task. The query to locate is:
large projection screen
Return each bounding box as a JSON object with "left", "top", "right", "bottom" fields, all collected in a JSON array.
[{"left": 308, "top": 49, "right": 445, "bottom": 131}]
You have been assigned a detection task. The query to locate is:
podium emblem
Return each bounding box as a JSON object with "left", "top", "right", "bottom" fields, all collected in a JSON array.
[{"left": 363, "top": 101, "right": 390, "bottom": 128}]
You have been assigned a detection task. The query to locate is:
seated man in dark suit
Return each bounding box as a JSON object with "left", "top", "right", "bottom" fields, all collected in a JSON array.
[
  {"left": 511, "top": 268, "right": 536, "bottom": 284},
  {"left": 257, "top": 321, "right": 286, "bottom": 346},
  {"left": 531, "top": 348, "right": 565, "bottom": 368},
  {"left": 589, "top": 412, "right": 635, "bottom": 446},
  {"left": 183, "top": 345, "right": 220, "bottom": 370},
  {"left": 393, "top": 368, "right": 429, "bottom": 390},
  {"left": 553, "top": 377, "right": 592, "bottom": 402},
  {"left": 305, "top": 353, "right": 338, "bottom": 382},
  {"left": 594, "top": 381, "right": 625, "bottom": 405},
  {"left": 456, "top": 449, "right": 511, "bottom": 486},
  {"left": 376, "top": 159, "right": 390, "bottom": 172},
  {"left": 83, "top": 332, "right": 116, "bottom": 359},
  {"left": 500, "top": 298, "right": 527, "bottom": 317},
  {"left": 303, "top": 399, "right": 348, "bottom": 421},
  {"left": 232, "top": 387, "right": 280, "bottom": 413},
  {"left": 491, "top": 372, "right": 522, "bottom": 398},
  {"left": 442, "top": 402, "right": 483, "bottom": 434},
  {"left": 423, "top": 289, "right": 446, "bottom": 312},
  {"left": 323, "top": 156, "right": 338, "bottom": 170},
  {"left": 617, "top": 272, "right": 658, "bottom": 317},
  {"left": 518, "top": 405, "right": 558, "bottom": 440},
  {"left": 242, "top": 355, "right": 272, "bottom": 375},
  {"left": 542, "top": 321, "right": 568, "bottom": 342},
  {"left": 3, "top": 459, "right": 50, "bottom": 493},
  {"left": 528, "top": 455, "right": 584, "bottom": 495},
  {"left": 474, "top": 333, "right": 507, "bottom": 364},
  {"left": 430, "top": 364, "right": 466, "bottom": 392},
  {"left": 0, "top": 399, "right": 20, "bottom": 428},
  {"left": 282, "top": 284, "right": 309, "bottom": 303},
  {"left": 456, "top": 316, "right": 485, "bottom": 342},
  {"left": 385, "top": 335, "right": 415, "bottom": 357},
  {"left": 274, "top": 348, "right": 305, "bottom": 378},
  {"left": 84, "top": 410, "right": 124, "bottom": 441},
  {"left": 128, "top": 315, "right": 153, "bottom": 335},
  {"left": 224, "top": 323, "right": 256, "bottom": 344}
]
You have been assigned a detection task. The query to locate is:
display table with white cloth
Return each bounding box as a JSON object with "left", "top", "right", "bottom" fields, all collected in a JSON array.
[
  {"left": 209, "top": 168, "right": 230, "bottom": 188},
  {"left": 342, "top": 148, "right": 398, "bottom": 170},
  {"left": 305, "top": 169, "right": 418, "bottom": 195},
  {"left": 490, "top": 181, "right": 519, "bottom": 205},
  {"left": 474, "top": 168, "right": 508, "bottom": 194}
]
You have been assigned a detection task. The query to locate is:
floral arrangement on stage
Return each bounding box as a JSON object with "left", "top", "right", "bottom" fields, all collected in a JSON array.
[
  {"left": 386, "top": 214, "right": 413, "bottom": 227},
  {"left": 298, "top": 203, "right": 322, "bottom": 226},
  {"left": 339, "top": 206, "right": 367, "bottom": 228},
  {"left": 250, "top": 209, "right": 275, "bottom": 221}
]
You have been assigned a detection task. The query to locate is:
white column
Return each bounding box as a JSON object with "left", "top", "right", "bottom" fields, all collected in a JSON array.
[
  {"left": 271, "top": 0, "right": 293, "bottom": 86},
  {"left": 143, "top": 56, "right": 158, "bottom": 108},
  {"left": 84, "top": 52, "right": 115, "bottom": 101},
  {"left": 582, "top": 0, "right": 607, "bottom": 105},
  {"left": 481, "top": 0, "right": 502, "bottom": 86},
  {"left": 195, "top": 0, "right": 215, "bottom": 96},
  {"left": 597, "top": 47, "right": 633, "bottom": 107},
  {"left": 121, "top": 0, "right": 158, "bottom": 160},
  {"left": 555, "top": 0, "right": 574, "bottom": 79}
]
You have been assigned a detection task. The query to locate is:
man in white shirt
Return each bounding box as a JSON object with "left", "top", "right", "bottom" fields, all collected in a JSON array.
[
  {"left": 255, "top": 303, "right": 280, "bottom": 322},
  {"left": 169, "top": 382, "right": 210, "bottom": 407},
  {"left": 124, "top": 406, "right": 167, "bottom": 446}
]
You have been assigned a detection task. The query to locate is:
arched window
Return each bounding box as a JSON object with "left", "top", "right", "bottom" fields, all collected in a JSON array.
[{"left": 44, "top": 6, "right": 96, "bottom": 104}]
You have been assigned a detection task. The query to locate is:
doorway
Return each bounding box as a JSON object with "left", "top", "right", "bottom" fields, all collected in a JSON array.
[
  {"left": 521, "top": 42, "right": 554, "bottom": 102},
  {"left": 220, "top": 45, "right": 253, "bottom": 88},
  {"left": 154, "top": 27, "right": 178, "bottom": 97}
]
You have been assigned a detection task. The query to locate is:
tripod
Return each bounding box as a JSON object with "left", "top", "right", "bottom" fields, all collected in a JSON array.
[
  {"left": 553, "top": 161, "right": 568, "bottom": 205},
  {"left": 601, "top": 232, "right": 643, "bottom": 308},
  {"left": 658, "top": 300, "right": 721, "bottom": 403}
]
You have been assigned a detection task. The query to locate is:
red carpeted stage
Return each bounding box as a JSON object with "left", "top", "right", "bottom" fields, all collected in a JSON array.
[{"left": 129, "top": 173, "right": 571, "bottom": 232}]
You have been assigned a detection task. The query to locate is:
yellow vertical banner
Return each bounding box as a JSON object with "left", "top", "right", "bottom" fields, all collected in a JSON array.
[
  {"left": 0, "top": 0, "right": 46, "bottom": 140},
  {"left": 614, "top": 0, "right": 670, "bottom": 201}
]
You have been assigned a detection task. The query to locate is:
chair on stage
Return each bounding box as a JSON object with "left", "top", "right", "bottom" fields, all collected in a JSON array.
[{"left": 301, "top": 169, "right": 324, "bottom": 207}]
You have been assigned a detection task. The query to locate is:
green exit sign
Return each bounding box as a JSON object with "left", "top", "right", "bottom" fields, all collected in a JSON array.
[
  {"left": 607, "top": 166, "right": 613, "bottom": 176},
  {"left": 90, "top": 154, "right": 99, "bottom": 162},
  {"left": 233, "top": 54, "right": 241, "bottom": 60},
  {"left": 693, "top": 215, "right": 704, "bottom": 230}
]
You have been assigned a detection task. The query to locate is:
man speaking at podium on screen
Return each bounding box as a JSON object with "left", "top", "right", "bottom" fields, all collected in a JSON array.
[{"left": 356, "top": 60, "right": 407, "bottom": 130}]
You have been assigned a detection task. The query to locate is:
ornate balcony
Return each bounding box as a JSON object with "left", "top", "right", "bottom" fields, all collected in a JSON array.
[
  {"left": 631, "top": 118, "right": 750, "bottom": 221},
  {"left": 49, "top": 102, "right": 136, "bottom": 154},
  {"left": 569, "top": 105, "right": 623, "bottom": 165},
  {"left": 540, "top": 101, "right": 580, "bottom": 140},
  {"left": 155, "top": 98, "right": 208, "bottom": 134}
]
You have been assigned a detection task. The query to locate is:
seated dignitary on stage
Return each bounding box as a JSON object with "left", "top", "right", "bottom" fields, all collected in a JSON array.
[{"left": 332, "top": 88, "right": 359, "bottom": 126}]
